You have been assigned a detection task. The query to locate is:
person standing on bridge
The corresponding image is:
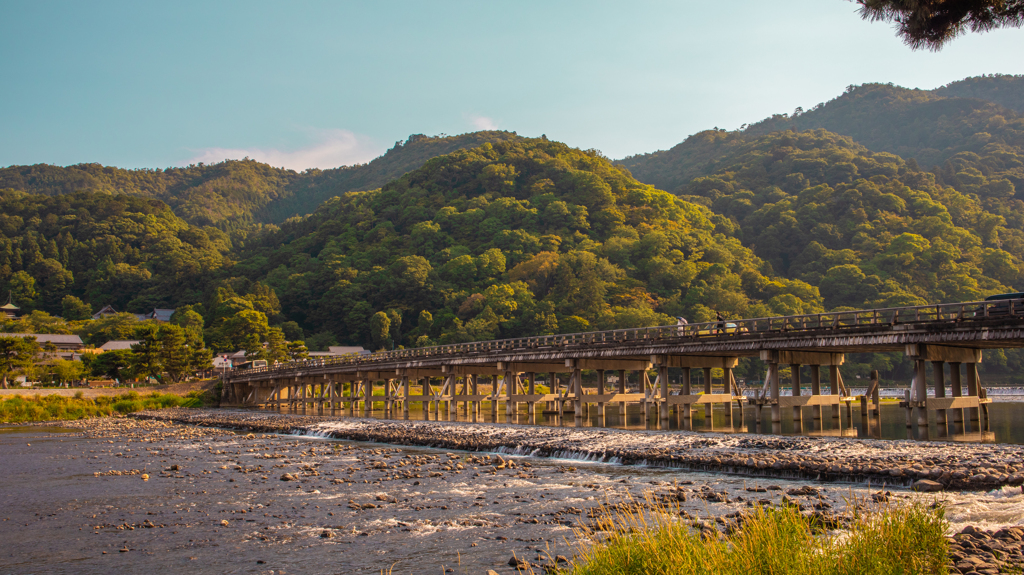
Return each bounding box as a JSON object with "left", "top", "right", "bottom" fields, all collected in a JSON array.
[
  {"left": 716, "top": 311, "right": 726, "bottom": 334},
  {"left": 675, "top": 316, "right": 688, "bottom": 336}
]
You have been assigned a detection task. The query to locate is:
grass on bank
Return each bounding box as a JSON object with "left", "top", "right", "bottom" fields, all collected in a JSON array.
[
  {"left": 560, "top": 499, "right": 948, "bottom": 575},
  {"left": 0, "top": 390, "right": 211, "bottom": 423}
]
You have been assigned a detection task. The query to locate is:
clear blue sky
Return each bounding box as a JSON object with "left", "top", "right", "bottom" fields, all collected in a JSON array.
[{"left": 3, "top": 1, "right": 1023, "bottom": 170}]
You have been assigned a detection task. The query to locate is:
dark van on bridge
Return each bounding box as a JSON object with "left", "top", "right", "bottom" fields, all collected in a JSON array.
[{"left": 981, "top": 292, "right": 1024, "bottom": 317}]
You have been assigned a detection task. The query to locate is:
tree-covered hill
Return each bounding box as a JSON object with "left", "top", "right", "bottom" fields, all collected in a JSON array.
[
  {"left": 0, "top": 190, "right": 231, "bottom": 314},
  {"left": 231, "top": 137, "right": 824, "bottom": 348},
  {"left": 935, "top": 74, "right": 1024, "bottom": 115},
  {"left": 676, "top": 129, "right": 1022, "bottom": 309},
  {"left": 620, "top": 81, "right": 1024, "bottom": 194},
  {"left": 262, "top": 131, "right": 526, "bottom": 223},
  {"left": 0, "top": 131, "right": 524, "bottom": 230}
]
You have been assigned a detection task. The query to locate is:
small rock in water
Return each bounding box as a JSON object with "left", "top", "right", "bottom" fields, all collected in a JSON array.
[
  {"left": 280, "top": 473, "right": 297, "bottom": 481},
  {"left": 508, "top": 556, "right": 529, "bottom": 567},
  {"left": 320, "top": 529, "right": 333, "bottom": 538},
  {"left": 911, "top": 479, "right": 943, "bottom": 492},
  {"left": 220, "top": 520, "right": 229, "bottom": 526}
]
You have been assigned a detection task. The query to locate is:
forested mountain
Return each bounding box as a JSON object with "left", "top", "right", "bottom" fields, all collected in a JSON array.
[
  {"left": 231, "top": 138, "right": 822, "bottom": 348},
  {"left": 935, "top": 75, "right": 1024, "bottom": 114},
  {"left": 0, "top": 191, "right": 231, "bottom": 313},
  {"left": 262, "top": 131, "right": 525, "bottom": 222},
  {"left": 620, "top": 82, "right": 1024, "bottom": 193},
  {"left": 676, "top": 130, "right": 1021, "bottom": 309},
  {"left": 0, "top": 131, "right": 523, "bottom": 229}
]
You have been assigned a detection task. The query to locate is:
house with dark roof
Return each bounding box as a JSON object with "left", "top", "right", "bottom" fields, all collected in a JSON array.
[
  {"left": 99, "top": 340, "right": 140, "bottom": 352},
  {"left": 0, "top": 333, "right": 84, "bottom": 351},
  {"left": 92, "top": 305, "right": 120, "bottom": 320}
]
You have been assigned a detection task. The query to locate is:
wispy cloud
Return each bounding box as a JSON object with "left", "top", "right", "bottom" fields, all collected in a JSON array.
[
  {"left": 468, "top": 114, "right": 498, "bottom": 130},
  {"left": 182, "top": 129, "right": 382, "bottom": 171}
]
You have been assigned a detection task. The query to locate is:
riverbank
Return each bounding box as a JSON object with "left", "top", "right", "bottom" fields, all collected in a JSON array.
[
  {"left": 3, "top": 415, "right": 1024, "bottom": 574},
  {"left": 0, "top": 379, "right": 219, "bottom": 399},
  {"left": 0, "top": 390, "right": 212, "bottom": 423},
  {"left": 135, "top": 408, "right": 1024, "bottom": 492}
]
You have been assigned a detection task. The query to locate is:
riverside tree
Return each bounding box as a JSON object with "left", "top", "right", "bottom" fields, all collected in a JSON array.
[{"left": 0, "top": 335, "right": 39, "bottom": 388}]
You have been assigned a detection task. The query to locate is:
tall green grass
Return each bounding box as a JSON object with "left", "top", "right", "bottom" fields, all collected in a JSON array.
[
  {"left": 561, "top": 498, "right": 948, "bottom": 575},
  {"left": 0, "top": 390, "right": 210, "bottom": 423}
]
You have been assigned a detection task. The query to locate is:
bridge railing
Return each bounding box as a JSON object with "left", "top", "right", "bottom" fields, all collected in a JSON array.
[{"left": 230, "top": 298, "right": 1021, "bottom": 378}]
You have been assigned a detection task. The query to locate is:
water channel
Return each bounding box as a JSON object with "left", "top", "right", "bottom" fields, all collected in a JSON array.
[{"left": 262, "top": 397, "right": 1024, "bottom": 445}]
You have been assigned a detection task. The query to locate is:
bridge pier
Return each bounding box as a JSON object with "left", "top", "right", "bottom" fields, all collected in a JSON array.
[
  {"left": 769, "top": 362, "right": 781, "bottom": 434},
  {"left": 791, "top": 364, "right": 802, "bottom": 433},
  {"left": 681, "top": 367, "right": 692, "bottom": 428},
  {"left": 950, "top": 363, "right": 963, "bottom": 430}
]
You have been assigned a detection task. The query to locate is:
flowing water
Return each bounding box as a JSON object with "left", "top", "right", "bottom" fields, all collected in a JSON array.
[{"left": 267, "top": 398, "right": 1024, "bottom": 444}]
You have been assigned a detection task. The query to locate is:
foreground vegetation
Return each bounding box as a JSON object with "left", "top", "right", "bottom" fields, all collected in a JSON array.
[
  {"left": 0, "top": 390, "right": 210, "bottom": 423},
  {"left": 561, "top": 500, "right": 948, "bottom": 575}
]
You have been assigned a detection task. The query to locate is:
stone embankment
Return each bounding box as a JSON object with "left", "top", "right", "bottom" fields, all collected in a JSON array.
[{"left": 133, "top": 409, "right": 1024, "bottom": 492}]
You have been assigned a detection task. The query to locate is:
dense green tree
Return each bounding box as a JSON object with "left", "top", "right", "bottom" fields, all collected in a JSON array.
[
  {"left": 130, "top": 326, "right": 163, "bottom": 381},
  {"left": 265, "top": 327, "right": 288, "bottom": 364},
  {"left": 61, "top": 295, "right": 92, "bottom": 321},
  {"left": 89, "top": 349, "right": 133, "bottom": 380},
  {"left": 158, "top": 324, "right": 190, "bottom": 382},
  {"left": 369, "top": 312, "right": 391, "bottom": 350},
  {"left": 0, "top": 335, "right": 39, "bottom": 388},
  {"left": 287, "top": 340, "right": 309, "bottom": 361}
]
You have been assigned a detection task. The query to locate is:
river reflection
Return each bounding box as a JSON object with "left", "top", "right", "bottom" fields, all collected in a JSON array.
[{"left": 264, "top": 401, "right": 1024, "bottom": 445}]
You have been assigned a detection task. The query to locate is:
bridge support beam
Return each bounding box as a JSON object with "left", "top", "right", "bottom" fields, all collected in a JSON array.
[
  {"left": 932, "top": 361, "right": 946, "bottom": 434},
  {"left": 949, "top": 363, "right": 963, "bottom": 429},
  {"left": 770, "top": 362, "right": 781, "bottom": 434},
  {"left": 658, "top": 364, "right": 669, "bottom": 428}
]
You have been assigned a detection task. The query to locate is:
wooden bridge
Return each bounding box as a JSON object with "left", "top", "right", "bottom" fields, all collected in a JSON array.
[{"left": 222, "top": 299, "right": 1024, "bottom": 436}]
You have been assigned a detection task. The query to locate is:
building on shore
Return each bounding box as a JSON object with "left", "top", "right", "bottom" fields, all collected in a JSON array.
[
  {"left": 99, "top": 340, "right": 140, "bottom": 352},
  {"left": 92, "top": 305, "right": 176, "bottom": 322},
  {"left": 0, "top": 292, "right": 20, "bottom": 319}
]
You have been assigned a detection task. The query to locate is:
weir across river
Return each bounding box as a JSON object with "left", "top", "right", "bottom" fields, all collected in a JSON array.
[{"left": 222, "top": 299, "right": 1024, "bottom": 437}]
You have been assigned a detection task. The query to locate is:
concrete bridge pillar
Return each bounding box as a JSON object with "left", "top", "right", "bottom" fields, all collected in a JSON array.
[
  {"left": 571, "top": 362, "right": 583, "bottom": 427},
  {"left": 527, "top": 372, "right": 537, "bottom": 422},
  {"left": 703, "top": 367, "right": 713, "bottom": 421},
  {"left": 681, "top": 367, "right": 692, "bottom": 428},
  {"left": 658, "top": 364, "right": 669, "bottom": 429},
  {"left": 597, "top": 369, "right": 606, "bottom": 420},
  {"left": 932, "top": 361, "right": 947, "bottom": 434},
  {"left": 401, "top": 376, "right": 409, "bottom": 420},
  {"left": 770, "top": 362, "right": 781, "bottom": 434},
  {"left": 829, "top": 365, "right": 840, "bottom": 423},
  {"left": 949, "top": 362, "right": 963, "bottom": 429},
  {"left": 810, "top": 366, "right": 821, "bottom": 422},
  {"left": 617, "top": 370, "right": 626, "bottom": 421},
  {"left": 791, "top": 363, "right": 803, "bottom": 432},
  {"left": 967, "top": 365, "right": 980, "bottom": 428},
  {"left": 914, "top": 360, "right": 928, "bottom": 429},
  {"left": 471, "top": 374, "right": 480, "bottom": 422}
]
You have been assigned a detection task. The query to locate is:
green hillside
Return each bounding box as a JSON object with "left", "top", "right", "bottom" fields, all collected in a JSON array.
[
  {"left": 935, "top": 74, "right": 1024, "bottom": 114},
  {"left": 0, "top": 131, "right": 524, "bottom": 229},
  {"left": 677, "top": 129, "right": 1021, "bottom": 309},
  {"left": 0, "top": 190, "right": 230, "bottom": 314},
  {"left": 232, "top": 137, "right": 823, "bottom": 348},
  {"left": 620, "top": 83, "right": 1024, "bottom": 195}
]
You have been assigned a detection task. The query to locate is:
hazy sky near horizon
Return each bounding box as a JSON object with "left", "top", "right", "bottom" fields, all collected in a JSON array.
[{"left": 3, "top": 1, "right": 1024, "bottom": 171}]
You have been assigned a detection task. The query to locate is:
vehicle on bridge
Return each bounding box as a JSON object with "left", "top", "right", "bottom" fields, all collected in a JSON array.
[
  {"left": 983, "top": 292, "right": 1024, "bottom": 317},
  {"left": 696, "top": 322, "right": 748, "bottom": 335},
  {"left": 234, "top": 360, "right": 268, "bottom": 371}
]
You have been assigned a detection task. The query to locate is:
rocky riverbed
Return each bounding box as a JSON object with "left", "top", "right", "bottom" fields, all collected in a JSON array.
[
  {"left": 139, "top": 408, "right": 1024, "bottom": 492},
  {"left": 2, "top": 412, "right": 1024, "bottom": 574}
]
